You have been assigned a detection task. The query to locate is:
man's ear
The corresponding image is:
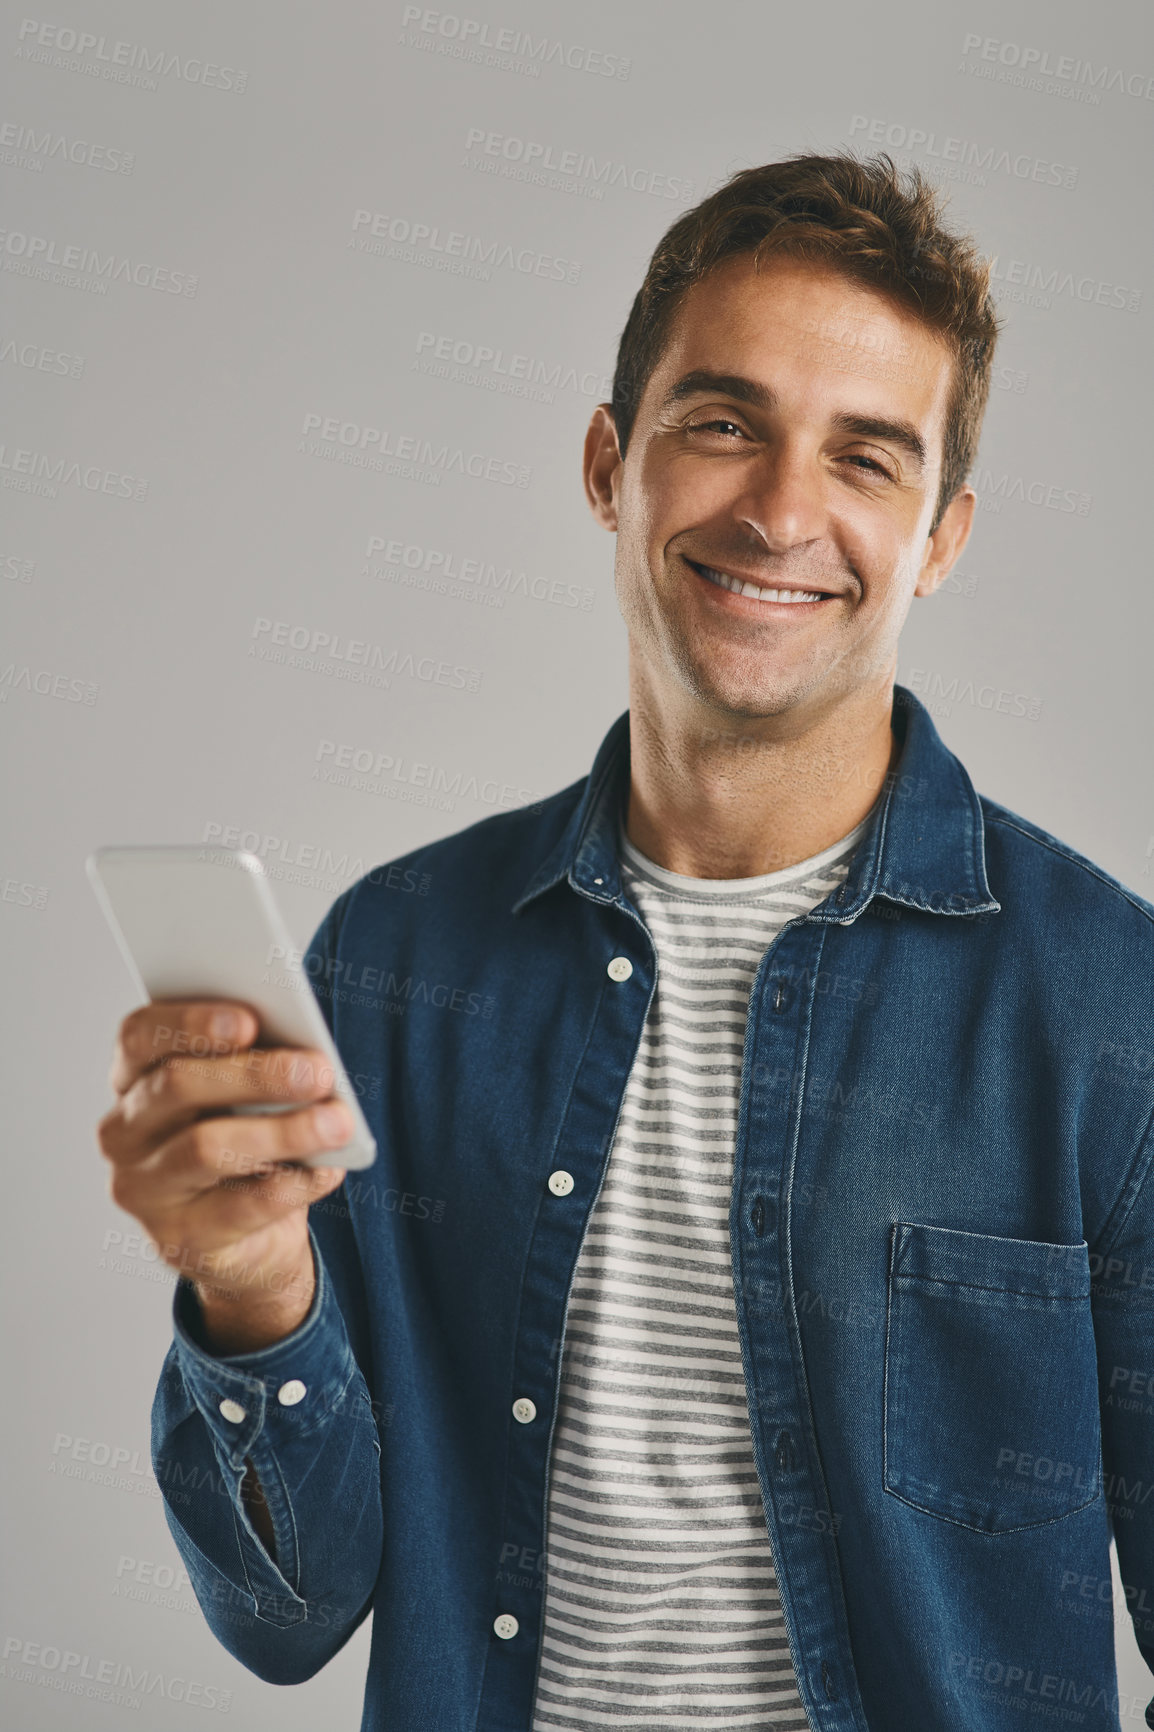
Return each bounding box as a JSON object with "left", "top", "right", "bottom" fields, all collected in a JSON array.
[
  {"left": 916, "top": 485, "right": 976, "bottom": 598},
  {"left": 584, "top": 404, "right": 623, "bottom": 531}
]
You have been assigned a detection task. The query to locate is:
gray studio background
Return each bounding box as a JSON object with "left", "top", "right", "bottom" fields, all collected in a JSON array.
[{"left": 2, "top": 0, "right": 1152, "bottom": 1724}]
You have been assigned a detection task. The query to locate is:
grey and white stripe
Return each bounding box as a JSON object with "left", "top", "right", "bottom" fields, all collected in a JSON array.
[{"left": 530, "top": 809, "right": 871, "bottom": 1732}]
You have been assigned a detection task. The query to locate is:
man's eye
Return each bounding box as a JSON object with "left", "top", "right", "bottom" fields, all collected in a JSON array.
[
  {"left": 687, "top": 418, "right": 747, "bottom": 438},
  {"left": 845, "top": 455, "right": 893, "bottom": 478}
]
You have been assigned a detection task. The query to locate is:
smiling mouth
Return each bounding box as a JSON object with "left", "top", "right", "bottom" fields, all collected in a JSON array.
[{"left": 684, "top": 558, "right": 838, "bottom": 604}]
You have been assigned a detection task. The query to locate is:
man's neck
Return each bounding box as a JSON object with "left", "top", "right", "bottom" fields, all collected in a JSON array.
[{"left": 623, "top": 678, "right": 899, "bottom": 879}]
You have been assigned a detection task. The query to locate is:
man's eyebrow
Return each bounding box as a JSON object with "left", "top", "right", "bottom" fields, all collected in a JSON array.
[{"left": 661, "top": 369, "right": 927, "bottom": 474}]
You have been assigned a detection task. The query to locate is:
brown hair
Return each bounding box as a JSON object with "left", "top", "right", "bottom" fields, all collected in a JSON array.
[{"left": 610, "top": 150, "right": 1002, "bottom": 532}]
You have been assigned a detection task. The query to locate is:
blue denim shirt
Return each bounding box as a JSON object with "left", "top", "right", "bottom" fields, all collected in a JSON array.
[{"left": 152, "top": 683, "right": 1154, "bottom": 1731}]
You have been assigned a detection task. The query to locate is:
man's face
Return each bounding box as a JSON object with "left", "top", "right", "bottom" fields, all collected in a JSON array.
[{"left": 585, "top": 252, "right": 974, "bottom": 725}]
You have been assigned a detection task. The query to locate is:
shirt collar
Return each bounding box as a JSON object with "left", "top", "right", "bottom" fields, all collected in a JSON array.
[{"left": 511, "top": 682, "right": 1001, "bottom": 922}]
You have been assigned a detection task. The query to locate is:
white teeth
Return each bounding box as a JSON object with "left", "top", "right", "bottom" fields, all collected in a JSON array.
[{"left": 698, "top": 564, "right": 827, "bottom": 603}]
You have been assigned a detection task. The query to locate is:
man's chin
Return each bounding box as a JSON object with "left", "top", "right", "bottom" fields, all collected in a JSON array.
[{"left": 677, "top": 665, "right": 815, "bottom": 724}]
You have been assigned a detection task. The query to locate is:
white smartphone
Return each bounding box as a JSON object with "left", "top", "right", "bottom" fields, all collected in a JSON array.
[{"left": 86, "top": 844, "right": 378, "bottom": 1171}]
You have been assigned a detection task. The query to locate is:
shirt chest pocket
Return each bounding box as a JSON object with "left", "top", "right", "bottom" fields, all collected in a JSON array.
[{"left": 882, "top": 1222, "right": 1102, "bottom": 1534}]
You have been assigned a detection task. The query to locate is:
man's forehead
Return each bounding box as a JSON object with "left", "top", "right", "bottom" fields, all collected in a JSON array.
[
  {"left": 658, "top": 257, "right": 951, "bottom": 406},
  {"left": 680, "top": 250, "right": 918, "bottom": 325}
]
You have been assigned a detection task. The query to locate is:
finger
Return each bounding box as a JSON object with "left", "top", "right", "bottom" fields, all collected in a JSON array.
[
  {"left": 109, "top": 1099, "right": 355, "bottom": 1205},
  {"left": 102, "top": 1047, "right": 342, "bottom": 1165},
  {"left": 110, "top": 999, "right": 260, "bottom": 1095}
]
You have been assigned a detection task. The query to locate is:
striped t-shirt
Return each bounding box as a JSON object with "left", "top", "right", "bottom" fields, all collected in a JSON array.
[{"left": 530, "top": 803, "right": 875, "bottom": 1732}]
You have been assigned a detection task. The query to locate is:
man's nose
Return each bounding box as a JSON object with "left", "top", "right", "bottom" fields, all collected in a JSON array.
[{"left": 731, "top": 447, "right": 827, "bottom": 555}]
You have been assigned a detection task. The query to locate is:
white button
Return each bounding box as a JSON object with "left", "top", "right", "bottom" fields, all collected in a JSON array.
[
  {"left": 607, "top": 956, "right": 633, "bottom": 982},
  {"left": 548, "top": 1170, "right": 574, "bottom": 1196},
  {"left": 277, "top": 1379, "right": 307, "bottom": 1406},
  {"left": 512, "top": 1397, "right": 537, "bottom": 1424},
  {"left": 493, "top": 1613, "right": 519, "bottom": 1640},
  {"left": 218, "top": 1398, "right": 247, "bottom": 1424}
]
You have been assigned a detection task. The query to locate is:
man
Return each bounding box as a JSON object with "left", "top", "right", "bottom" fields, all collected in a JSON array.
[{"left": 99, "top": 152, "right": 1154, "bottom": 1730}]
